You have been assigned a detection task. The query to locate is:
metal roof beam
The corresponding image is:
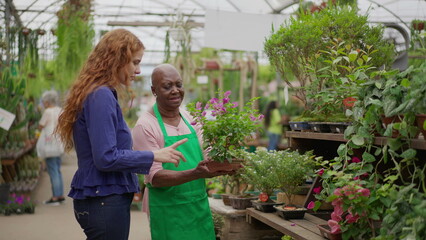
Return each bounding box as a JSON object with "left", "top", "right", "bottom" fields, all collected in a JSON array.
[{"left": 107, "top": 20, "right": 204, "bottom": 28}]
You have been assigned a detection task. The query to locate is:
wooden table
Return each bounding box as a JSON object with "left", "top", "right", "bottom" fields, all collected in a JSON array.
[
  {"left": 209, "top": 198, "right": 282, "bottom": 240},
  {"left": 246, "top": 208, "right": 328, "bottom": 240}
]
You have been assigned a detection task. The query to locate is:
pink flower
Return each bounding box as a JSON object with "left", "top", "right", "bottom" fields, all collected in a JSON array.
[
  {"left": 353, "top": 176, "right": 360, "bottom": 180},
  {"left": 202, "top": 111, "right": 207, "bottom": 117},
  {"left": 328, "top": 220, "right": 341, "bottom": 234},
  {"left": 191, "top": 121, "right": 197, "bottom": 126},
  {"left": 345, "top": 213, "right": 360, "bottom": 223},
  {"left": 333, "top": 204, "right": 343, "bottom": 216},
  {"left": 195, "top": 102, "right": 202, "bottom": 110},
  {"left": 317, "top": 168, "right": 324, "bottom": 176},
  {"left": 231, "top": 102, "right": 238, "bottom": 108},
  {"left": 307, "top": 201, "right": 315, "bottom": 209},
  {"left": 224, "top": 90, "right": 231, "bottom": 98},
  {"left": 257, "top": 114, "right": 264, "bottom": 121},
  {"left": 333, "top": 187, "right": 343, "bottom": 196},
  {"left": 210, "top": 98, "right": 218, "bottom": 104},
  {"left": 223, "top": 98, "right": 230, "bottom": 104},
  {"left": 250, "top": 115, "right": 257, "bottom": 121},
  {"left": 357, "top": 188, "right": 370, "bottom": 197},
  {"left": 331, "top": 211, "right": 342, "bottom": 222},
  {"left": 313, "top": 186, "right": 322, "bottom": 194},
  {"left": 351, "top": 156, "right": 361, "bottom": 163}
]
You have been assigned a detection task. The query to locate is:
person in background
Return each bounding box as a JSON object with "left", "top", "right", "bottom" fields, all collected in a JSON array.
[
  {"left": 55, "top": 29, "right": 187, "bottom": 240},
  {"left": 264, "top": 100, "right": 282, "bottom": 151},
  {"left": 132, "top": 63, "right": 229, "bottom": 240},
  {"left": 37, "top": 90, "right": 65, "bottom": 206}
]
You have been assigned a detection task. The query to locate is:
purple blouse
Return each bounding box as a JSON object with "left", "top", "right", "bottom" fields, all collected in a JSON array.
[{"left": 69, "top": 86, "right": 154, "bottom": 199}]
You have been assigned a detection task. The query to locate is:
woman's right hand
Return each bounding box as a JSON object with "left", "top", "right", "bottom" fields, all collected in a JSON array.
[{"left": 152, "top": 138, "right": 187, "bottom": 167}]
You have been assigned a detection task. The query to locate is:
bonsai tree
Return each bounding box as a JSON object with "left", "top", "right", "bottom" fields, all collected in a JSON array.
[
  {"left": 274, "top": 150, "right": 316, "bottom": 206},
  {"left": 232, "top": 148, "right": 280, "bottom": 202}
]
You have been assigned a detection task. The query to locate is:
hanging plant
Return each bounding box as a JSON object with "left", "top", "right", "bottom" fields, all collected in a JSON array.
[
  {"left": 21, "top": 28, "right": 31, "bottom": 36},
  {"left": 54, "top": 0, "right": 94, "bottom": 92}
]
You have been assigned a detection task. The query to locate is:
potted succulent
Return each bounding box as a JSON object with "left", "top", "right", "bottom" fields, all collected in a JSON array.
[
  {"left": 232, "top": 148, "right": 283, "bottom": 212},
  {"left": 187, "top": 90, "right": 263, "bottom": 171},
  {"left": 272, "top": 150, "right": 316, "bottom": 219}
]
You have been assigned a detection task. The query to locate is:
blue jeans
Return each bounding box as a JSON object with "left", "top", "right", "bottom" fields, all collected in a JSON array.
[
  {"left": 267, "top": 132, "right": 281, "bottom": 151},
  {"left": 45, "top": 156, "right": 64, "bottom": 197},
  {"left": 73, "top": 193, "right": 134, "bottom": 240}
]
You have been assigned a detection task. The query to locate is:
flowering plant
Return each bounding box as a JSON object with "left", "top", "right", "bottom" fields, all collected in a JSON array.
[
  {"left": 187, "top": 90, "right": 263, "bottom": 162},
  {"left": 0, "top": 193, "right": 36, "bottom": 215},
  {"left": 309, "top": 156, "right": 393, "bottom": 239}
]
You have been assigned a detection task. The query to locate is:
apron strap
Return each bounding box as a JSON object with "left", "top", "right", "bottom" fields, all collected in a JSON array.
[{"left": 153, "top": 103, "right": 196, "bottom": 137}]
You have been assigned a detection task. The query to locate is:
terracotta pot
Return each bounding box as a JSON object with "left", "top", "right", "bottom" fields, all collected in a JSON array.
[
  {"left": 412, "top": 21, "right": 425, "bottom": 31},
  {"left": 204, "top": 60, "right": 220, "bottom": 70},
  {"left": 381, "top": 115, "right": 403, "bottom": 138},
  {"left": 206, "top": 160, "right": 243, "bottom": 172},
  {"left": 416, "top": 114, "right": 426, "bottom": 139}
]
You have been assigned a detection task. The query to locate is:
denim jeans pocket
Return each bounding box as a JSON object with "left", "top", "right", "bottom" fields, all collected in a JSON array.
[{"left": 73, "top": 199, "right": 90, "bottom": 228}]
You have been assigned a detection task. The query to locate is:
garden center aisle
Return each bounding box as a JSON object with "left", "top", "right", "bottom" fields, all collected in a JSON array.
[{"left": 0, "top": 151, "right": 151, "bottom": 240}]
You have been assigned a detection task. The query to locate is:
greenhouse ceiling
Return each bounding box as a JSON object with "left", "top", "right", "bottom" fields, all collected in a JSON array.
[{"left": 3, "top": 0, "right": 426, "bottom": 65}]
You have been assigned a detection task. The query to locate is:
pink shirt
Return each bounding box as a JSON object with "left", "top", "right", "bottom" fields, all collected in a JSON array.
[{"left": 131, "top": 108, "right": 204, "bottom": 213}]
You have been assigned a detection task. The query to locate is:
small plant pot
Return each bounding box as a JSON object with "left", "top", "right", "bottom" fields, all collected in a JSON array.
[
  {"left": 412, "top": 21, "right": 425, "bottom": 31},
  {"left": 328, "top": 122, "right": 351, "bottom": 134},
  {"left": 381, "top": 115, "right": 403, "bottom": 138},
  {"left": 221, "top": 194, "right": 232, "bottom": 206},
  {"left": 251, "top": 200, "right": 283, "bottom": 213},
  {"left": 317, "top": 224, "right": 342, "bottom": 240},
  {"left": 229, "top": 195, "right": 257, "bottom": 210},
  {"left": 415, "top": 114, "right": 426, "bottom": 139},
  {"left": 274, "top": 205, "right": 307, "bottom": 219},
  {"left": 289, "top": 121, "right": 311, "bottom": 131},
  {"left": 212, "top": 193, "right": 222, "bottom": 199},
  {"left": 309, "top": 122, "right": 331, "bottom": 133}
]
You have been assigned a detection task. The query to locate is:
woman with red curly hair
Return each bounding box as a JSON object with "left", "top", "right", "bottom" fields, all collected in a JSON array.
[{"left": 56, "top": 29, "right": 187, "bottom": 240}]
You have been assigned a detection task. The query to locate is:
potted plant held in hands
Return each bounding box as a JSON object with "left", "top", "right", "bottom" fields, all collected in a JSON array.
[
  {"left": 273, "top": 150, "right": 316, "bottom": 219},
  {"left": 187, "top": 90, "right": 263, "bottom": 171}
]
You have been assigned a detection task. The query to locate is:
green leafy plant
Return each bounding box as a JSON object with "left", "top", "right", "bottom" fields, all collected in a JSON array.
[
  {"left": 374, "top": 184, "right": 426, "bottom": 240},
  {"left": 273, "top": 150, "right": 316, "bottom": 206},
  {"left": 187, "top": 90, "right": 263, "bottom": 163},
  {"left": 232, "top": 148, "right": 280, "bottom": 201},
  {"left": 264, "top": 5, "right": 394, "bottom": 108},
  {"left": 305, "top": 38, "right": 377, "bottom": 120}
]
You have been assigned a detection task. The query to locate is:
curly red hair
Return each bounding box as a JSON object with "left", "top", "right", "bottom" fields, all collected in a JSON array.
[{"left": 56, "top": 29, "right": 145, "bottom": 151}]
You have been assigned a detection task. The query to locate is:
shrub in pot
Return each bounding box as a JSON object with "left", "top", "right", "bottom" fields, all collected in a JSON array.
[
  {"left": 264, "top": 5, "right": 394, "bottom": 109},
  {"left": 273, "top": 150, "right": 316, "bottom": 219},
  {"left": 232, "top": 148, "right": 283, "bottom": 212}
]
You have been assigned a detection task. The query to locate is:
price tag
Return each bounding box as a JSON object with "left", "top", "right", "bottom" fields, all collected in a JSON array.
[
  {"left": 0, "top": 107, "right": 15, "bottom": 131},
  {"left": 259, "top": 192, "right": 269, "bottom": 202}
]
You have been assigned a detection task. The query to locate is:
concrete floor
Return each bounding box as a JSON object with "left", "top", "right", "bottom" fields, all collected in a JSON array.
[{"left": 0, "top": 151, "right": 151, "bottom": 240}]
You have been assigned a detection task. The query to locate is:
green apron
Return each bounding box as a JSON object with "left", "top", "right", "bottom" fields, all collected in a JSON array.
[{"left": 148, "top": 104, "right": 215, "bottom": 240}]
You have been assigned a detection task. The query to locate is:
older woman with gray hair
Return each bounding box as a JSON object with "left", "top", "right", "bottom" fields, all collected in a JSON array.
[{"left": 36, "top": 90, "right": 65, "bottom": 206}]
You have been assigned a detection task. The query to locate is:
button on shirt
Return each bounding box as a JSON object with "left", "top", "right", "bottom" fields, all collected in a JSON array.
[{"left": 69, "top": 86, "right": 154, "bottom": 199}]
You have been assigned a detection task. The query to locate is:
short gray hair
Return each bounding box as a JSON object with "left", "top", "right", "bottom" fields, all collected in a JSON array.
[{"left": 41, "top": 90, "right": 59, "bottom": 106}]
